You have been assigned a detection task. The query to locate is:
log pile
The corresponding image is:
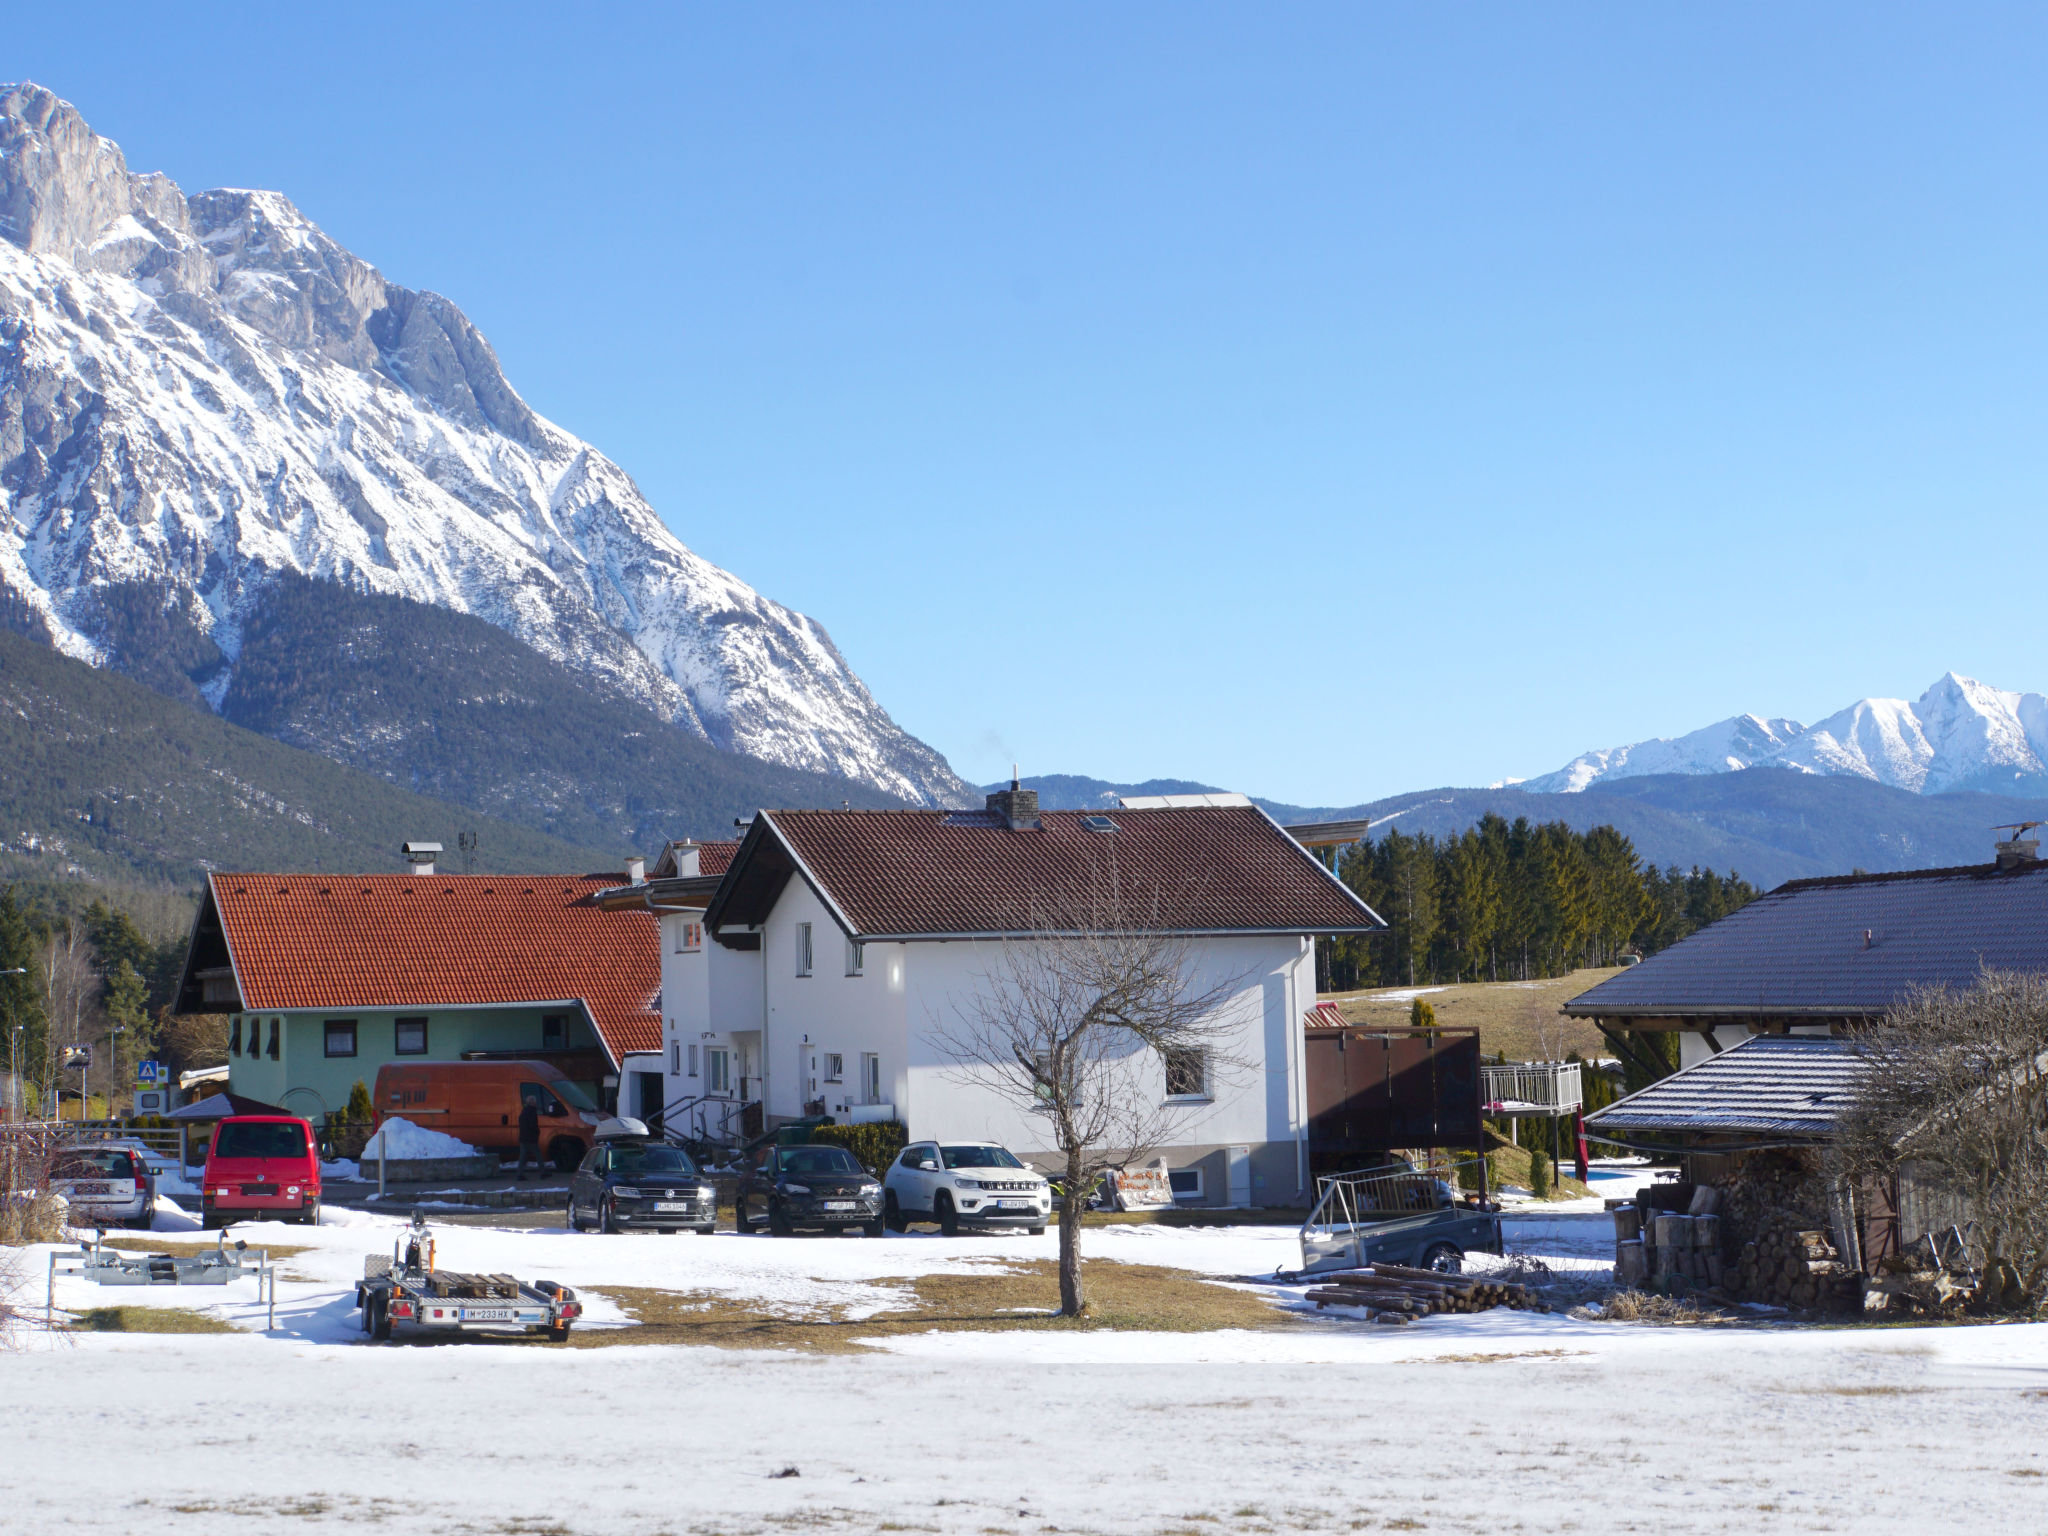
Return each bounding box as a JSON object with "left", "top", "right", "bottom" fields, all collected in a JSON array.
[
  {"left": 1732, "top": 1216, "right": 1860, "bottom": 1312},
  {"left": 1611, "top": 1188, "right": 1724, "bottom": 1289},
  {"left": 1307, "top": 1261, "right": 1548, "bottom": 1323}
]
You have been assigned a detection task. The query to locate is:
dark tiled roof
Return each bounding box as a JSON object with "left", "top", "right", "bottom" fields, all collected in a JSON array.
[
  {"left": 1586, "top": 1035, "right": 1863, "bottom": 1138},
  {"left": 715, "top": 806, "right": 1385, "bottom": 939},
  {"left": 1567, "top": 861, "right": 2048, "bottom": 1019},
  {"left": 207, "top": 873, "right": 661, "bottom": 1065}
]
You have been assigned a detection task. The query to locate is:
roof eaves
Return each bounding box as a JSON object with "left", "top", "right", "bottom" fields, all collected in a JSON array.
[
  {"left": 755, "top": 811, "right": 867, "bottom": 941},
  {"left": 857, "top": 924, "right": 1388, "bottom": 943},
  {"left": 1250, "top": 803, "right": 1389, "bottom": 931}
]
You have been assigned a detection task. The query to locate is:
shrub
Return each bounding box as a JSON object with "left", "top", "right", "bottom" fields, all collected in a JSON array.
[
  {"left": 1529, "top": 1147, "right": 1552, "bottom": 1199},
  {"left": 810, "top": 1120, "right": 906, "bottom": 1176}
]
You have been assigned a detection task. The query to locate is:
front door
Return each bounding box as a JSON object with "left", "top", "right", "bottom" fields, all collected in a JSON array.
[{"left": 633, "top": 1071, "right": 664, "bottom": 1131}]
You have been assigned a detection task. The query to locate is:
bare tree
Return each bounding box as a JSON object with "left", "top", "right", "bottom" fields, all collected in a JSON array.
[
  {"left": 933, "top": 875, "right": 1253, "bottom": 1317},
  {"left": 37, "top": 929, "right": 98, "bottom": 1118},
  {"left": 1833, "top": 970, "right": 2048, "bottom": 1308}
]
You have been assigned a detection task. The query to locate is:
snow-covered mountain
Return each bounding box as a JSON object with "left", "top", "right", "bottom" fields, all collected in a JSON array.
[
  {"left": 0, "top": 83, "right": 970, "bottom": 807},
  {"left": 1527, "top": 673, "right": 2048, "bottom": 797}
]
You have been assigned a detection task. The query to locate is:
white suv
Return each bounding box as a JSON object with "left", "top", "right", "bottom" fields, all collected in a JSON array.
[{"left": 883, "top": 1141, "right": 1050, "bottom": 1235}]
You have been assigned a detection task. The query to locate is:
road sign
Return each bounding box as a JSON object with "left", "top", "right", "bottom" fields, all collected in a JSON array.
[
  {"left": 137, "top": 1059, "right": 164, "bottom": 1085},
  {"left": 60, "top": 1044, "right": 93, "bottom": 1069}
]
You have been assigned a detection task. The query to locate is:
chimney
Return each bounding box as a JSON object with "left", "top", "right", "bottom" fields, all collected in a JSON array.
[
  {"left": 626, "top": 855, "right": 647, "bottom": 886},
  {"left": 1996, "top": 833, "right": 2040, "bottom": 871},
  {"left": 985, "top": 771, "right": 1041, "bottom": 832},
  {"left": 402, "top": 841, "right": 442, "bottom": 877}
]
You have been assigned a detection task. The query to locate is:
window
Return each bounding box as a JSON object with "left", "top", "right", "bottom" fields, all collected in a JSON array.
[
  {"left": 795, "top": 922, "right": 813, "bottom": 977},
  {"left": 845, "top": 938, "right": 863, "bottom": 977},
  {"left": 707, "top": 1048, "right": 731, "bottom": 1094},
  {"left": 688, "top": 1044, "right": 699, "bottom": 1079},
  {"left": 669, "top": 1040, "right": 681, "bottom": 1074},
  {"left": 267, "top": 1019, "right": 281, "bottom": 1061},
  {"left": 229, "top": 1018, "right": 242, "bottom": 1056},
  {"left": 395, "top": 1017, "right": 429, "bottom": 1056},
  {"left": 1168, "top": 1168, "right": 1205, "bottom": 1202},
  {"left": 323, "top": 1021, "right": 357, "bottom": 1058},
  {"left": 675, "top": 918, "right": 702, "bottom": 954},
  {"left": 541, "top": 1014, "right": 566, "bottom": 1050},
  {"left": 1164, "top": 1046, "right": 1209, "bottom": 1100},
  {"left": 861, "top": 1052, "right": 881, "bottom": 1104},
  {"left": 214, "top": 1121, "right": 308, "bottom": 1160},
  {"left": 823, "top": 1052, "right": 843, "bottom": 1083},
  {"left": 520, "top": 1082, "right": 567, "bottom": 1116}
]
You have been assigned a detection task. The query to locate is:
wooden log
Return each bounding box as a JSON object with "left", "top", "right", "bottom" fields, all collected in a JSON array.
[{"left": 1612, "top": 1206, "right": 1643, "bottom": 1242}]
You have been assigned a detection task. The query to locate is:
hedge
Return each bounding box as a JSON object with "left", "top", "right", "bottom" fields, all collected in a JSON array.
[{"left": 810, "top": 1120, "right": 907, "bottom": 1175}]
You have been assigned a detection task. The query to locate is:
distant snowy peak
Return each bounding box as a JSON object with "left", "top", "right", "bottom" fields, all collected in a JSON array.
[
  {"left": 1530, "top": 674, "right": 2048, "bottom": 797},
  {"left": 1524, "top": 713, "right": 1804, "bottom": 794},
  {"left": 0, "top": 82, "right": 972, "bottom": 807}
]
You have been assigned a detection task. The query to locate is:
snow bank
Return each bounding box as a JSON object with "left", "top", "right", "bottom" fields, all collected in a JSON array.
[{"left": 359, "top": 1119, "right": 478, "bottom": 1159}]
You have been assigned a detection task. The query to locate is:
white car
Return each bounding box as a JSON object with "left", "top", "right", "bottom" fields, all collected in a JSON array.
[{"left": 883, "top": 1141, "right": 1050, "bottom": 1235}]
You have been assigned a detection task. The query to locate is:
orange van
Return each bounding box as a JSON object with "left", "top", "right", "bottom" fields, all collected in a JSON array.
[{"left": 373, "top": 1061, "right": 605, "bottom": 1171}]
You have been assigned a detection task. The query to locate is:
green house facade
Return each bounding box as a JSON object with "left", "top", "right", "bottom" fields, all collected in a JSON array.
[{"left": 175, "top": 869, "right": 662, "bottom": 1131}]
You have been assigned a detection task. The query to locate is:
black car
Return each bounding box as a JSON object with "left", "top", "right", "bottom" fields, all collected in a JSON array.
[
  {"left": 567, "top": 1140, "right": 716, "bottom": 1234},
  {"left": 735, "top": 1144, "right": 885, "bottom": 1236}
]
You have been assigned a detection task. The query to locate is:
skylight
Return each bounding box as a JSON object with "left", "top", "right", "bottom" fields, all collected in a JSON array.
[{"left": 1080, "top": 815, "right": 1119, "bottom": 833}]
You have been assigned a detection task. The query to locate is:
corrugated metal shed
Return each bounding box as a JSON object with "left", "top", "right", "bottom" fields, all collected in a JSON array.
[
  {"left": 1566, "top": 860, "right": 2048, "bottom": 1020},
  {"left": 1586, "top": 1035, "right": 1865, "bottom": 1138}
]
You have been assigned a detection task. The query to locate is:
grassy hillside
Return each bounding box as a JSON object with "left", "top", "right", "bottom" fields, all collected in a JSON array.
[
  {"left": 222, "top": 575, "right": 913, "bottom": 848},
  {"left": 1321, "top": 969, "right": 1623, "bottom": 1061},
  {"left": 0, "top": 627, "right": 613, "bottom": 889}
]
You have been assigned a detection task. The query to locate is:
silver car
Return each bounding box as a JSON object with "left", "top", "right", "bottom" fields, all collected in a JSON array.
[{"left": 51, "top": 1144, "right": 157, "bottom": 1230}]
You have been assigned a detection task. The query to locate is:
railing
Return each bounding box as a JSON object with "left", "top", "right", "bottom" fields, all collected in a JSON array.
[{"left": 1479, "top": 1061, "right": 1583, "bottom": 1116}]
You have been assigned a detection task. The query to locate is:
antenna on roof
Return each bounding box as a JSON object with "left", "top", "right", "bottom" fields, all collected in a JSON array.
[{"left": 458, "top": 829, "right": 477, "bottom": 875}]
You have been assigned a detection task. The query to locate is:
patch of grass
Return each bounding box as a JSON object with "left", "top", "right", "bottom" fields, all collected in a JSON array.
[
  {"left": 91, "top": 1236, "right": 313, "bottom": 1261},
  {"left": 1323, "top": 969, "right": 1621, "bottom": 1062},
  {"left": 1573, "top": 1290, "right": 1743, "bottom": 1326},
  {"left": 70, "top": 1305, "right": 235, "bottom": 1334},
  {"left": 1398, "top": 1349, "right": 1589, "bottom": 1364},
  {"left": 576, "top": 1261, "right": 1295, "bottom": 1353}
]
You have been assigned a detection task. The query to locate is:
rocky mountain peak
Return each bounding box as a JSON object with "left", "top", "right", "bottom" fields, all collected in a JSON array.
[{"left": 0, "top": 84, "right": 970, "bottom": 807}]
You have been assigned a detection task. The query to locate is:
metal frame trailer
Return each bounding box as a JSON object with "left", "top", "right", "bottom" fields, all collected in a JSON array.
[{"left": 354, "top": 1215, "right": 580, "bottom": 1343}]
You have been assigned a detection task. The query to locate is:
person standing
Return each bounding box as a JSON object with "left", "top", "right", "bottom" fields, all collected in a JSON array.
[{"left": 515, "top": 1092, "right": 541, "bottom": 1181}]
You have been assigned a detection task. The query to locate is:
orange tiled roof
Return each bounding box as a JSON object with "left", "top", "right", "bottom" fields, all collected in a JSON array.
[{"left": 207, "top": 873, "right": 660, "bottom": 1065}]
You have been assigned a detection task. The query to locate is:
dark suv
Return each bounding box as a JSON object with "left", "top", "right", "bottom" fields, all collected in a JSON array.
[
  {"left": 736, "top": 1144, "right": 885, "bottom": 1236},
  {"left": 567, "top": 1140, "right": 716, "bottom": 1234}
]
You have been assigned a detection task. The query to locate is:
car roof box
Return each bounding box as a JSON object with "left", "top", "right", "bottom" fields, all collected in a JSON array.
[{"left": 594, "top": 1116, "right": 650, "bottom": 1142}]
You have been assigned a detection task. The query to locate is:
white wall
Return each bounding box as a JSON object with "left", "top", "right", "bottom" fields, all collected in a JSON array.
[
  {"left": 1677, "top": 1022, "right": 1833, "bottom": 1071},
  {"left": 757, "top": 876, "right": 907, "bottom": 1120},
  {"left": 900, "top": 933, "right": 1314, "bottom": 1200}
]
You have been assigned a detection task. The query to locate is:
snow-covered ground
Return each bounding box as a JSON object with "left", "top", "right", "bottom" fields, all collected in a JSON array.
[{"left": 6, "top": 1211, "right": 2048, "bottom": 1533}]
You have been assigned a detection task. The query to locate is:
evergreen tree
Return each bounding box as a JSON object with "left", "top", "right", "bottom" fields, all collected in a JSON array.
[{"left": 0, "top": 887, "right": 45, "bottom": 1106}]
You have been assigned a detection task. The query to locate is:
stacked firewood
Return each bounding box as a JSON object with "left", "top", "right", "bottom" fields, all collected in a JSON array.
[
  {"left": 1306, "top": 1262, "right": 1548, "bottom": 1323},
  {"left": 1732, "top": 1216, "right": 1860, "bottom": 1311}
]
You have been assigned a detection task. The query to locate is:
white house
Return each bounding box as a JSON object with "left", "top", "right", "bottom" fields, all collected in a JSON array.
[{"left": 631, "top": 786, "right": 1384, "bottom": 1207}]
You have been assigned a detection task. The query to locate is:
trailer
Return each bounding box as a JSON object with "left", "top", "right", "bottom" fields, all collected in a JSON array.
[
  {"left": 355, "top": 1210, "right": 581, "bottom": 1343},
  {"left": 1298, "top": 1159, "right": 1503, "bottom": 1276}
]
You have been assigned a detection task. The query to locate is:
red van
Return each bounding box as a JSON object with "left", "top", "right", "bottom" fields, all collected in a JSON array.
[{"left": 203, "top": 1115, "right": 322, "bottom": 1227}]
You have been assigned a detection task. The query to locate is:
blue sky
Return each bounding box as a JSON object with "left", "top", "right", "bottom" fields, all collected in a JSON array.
[{"left": 14, "top": 8, "right": 2048, "bottom": 804}]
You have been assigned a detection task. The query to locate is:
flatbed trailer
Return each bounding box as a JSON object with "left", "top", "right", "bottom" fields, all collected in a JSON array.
[{"left": 355, "top": 1211, "right": 581, "bottom": 1343}]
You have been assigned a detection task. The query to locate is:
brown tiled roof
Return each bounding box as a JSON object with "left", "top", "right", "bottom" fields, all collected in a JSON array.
[
  {"left": 700, "top": 841, "right": 740, "bottom": 876},
  {"left": 712, "top": 806, "right": 1384, "bottom": 938},
  {"left": 204, "top": 873, "right": 661, "bottom": 1065}
]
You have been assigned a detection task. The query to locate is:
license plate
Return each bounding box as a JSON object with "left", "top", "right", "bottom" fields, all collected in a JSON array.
[
  {"left": 823, "top": 1200, "right": 857, "bottom": 1211},
  {"left": 997, "top": 1199, "right": 1033, "bottom": 1210},
  {"left": 653, "top": 1201, "right": 691, "bottom": 1212},
  {"left": 463, "top": 1308, "right": 516, "bottom": 1322}
]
